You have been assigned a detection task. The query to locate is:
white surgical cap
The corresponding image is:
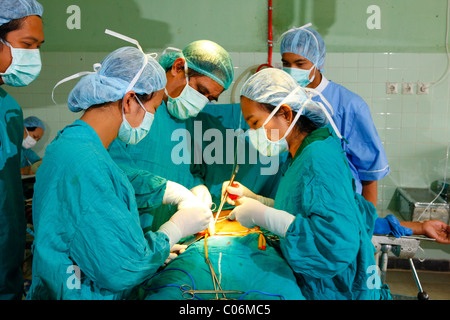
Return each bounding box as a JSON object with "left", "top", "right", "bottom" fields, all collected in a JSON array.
[
  {"left": 280, "top": 26, "right": 326, "bottom": 72},
  {"left": 67, "top": 47, "right": 167, "bottom": 112},
  {"left": 241, "top": 68, "right": 328, "bottom": 128},
  {"left": 24, "top": 116, "right": 45, "bottom": 131},
  {"left": 0, "top": 0, "right": 43, "bottom": 26}
]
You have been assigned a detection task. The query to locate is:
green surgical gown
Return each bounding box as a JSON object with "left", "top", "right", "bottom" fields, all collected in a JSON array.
[
  {"left": 28, "top": 120, "right": 171, "bottom": 300},
  {"left": 0, "top": 87, "right": 26, "bottom": 300},
  {"left": 275, "top": 127, "right": 391, "bottom": 300}
]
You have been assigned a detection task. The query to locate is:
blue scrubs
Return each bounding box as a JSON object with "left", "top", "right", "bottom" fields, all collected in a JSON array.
[
  {"left": 275, "top": 128, "right": 391, "bottom": 300},
  {"left": 20, "top": 147, "right": 40, "bottom": 168},
  {"left": 28, "top": 120, "right": 171, "bottom": 300},
  {"left": 0, "top": 87, "right": 26, "bottom": 300},
  {"left": 312, "top": 80, "right": 389, "bottom": 194}
]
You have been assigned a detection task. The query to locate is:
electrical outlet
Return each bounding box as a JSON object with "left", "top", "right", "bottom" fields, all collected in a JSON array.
[
  {"left": 402, "top": 82, "right": 414, "bottom": 95},
  {"left": 417, "top": 82, "right": 430, "bottom": 95},
  {"left": 386, "top": 82, "right": 399, "bottom": 94}
]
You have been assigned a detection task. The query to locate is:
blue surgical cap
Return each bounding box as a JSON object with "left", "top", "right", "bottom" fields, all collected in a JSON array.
[
  {"left": 280, "top": 27, "right": 326, "bottom": 72},
  {"left": 159, "top": 40, "right": 234, "bottom": 90},
  {"left": 241, "top": 68, "right": 328, "bottom": 127},
  {"left": 24, "top": 116, "right": 45, "bottom": 131},
  {"left": 0, "top": 0, "right": 43, "bottom": 26},
  {"left": 68, "top": 46, "right": 167, "bottom": 112}
]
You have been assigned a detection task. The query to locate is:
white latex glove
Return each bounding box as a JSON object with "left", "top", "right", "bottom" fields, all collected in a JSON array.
[
  {"left": 221, "top": 181, "right": 274, "bottom": 207},
  {"left": 190, "top": 184, "right": 213, "bottom": 209},
  {"left": 163, "top": 244, "right": 187, "bottom": 266},
  {"left": 30, "top": 159, "right": 43, "bottom": 174},
  {"left": 159, "top": 206, "right": 212, "bottom": 247},
  {"left": 228, "top": 197, "right": 295, "bottom": 238},
  {"left": 163, "top": 181, "right": 206, "bottom": 210}
]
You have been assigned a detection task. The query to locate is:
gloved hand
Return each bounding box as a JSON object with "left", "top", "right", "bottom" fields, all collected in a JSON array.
[
  {"left": 31, "top": 159, "right": 43, "bottom": 174},
  {"left": 190, "top": 184, "right": 213, "bottom": 209},
  {"left": 163, "top": 180, "right": 207, "bottom": 210},
  {"left": 159, "top": 206, "right": 212, "bottom": 247},
  {"left": 374, "top": 215, "right": 413, "bottom": 237},
  {"left": 163, "top": 244, "right": 187, "bottom": 266},
  {"left": 227, "top": 197, "right": 295, "bottom": 237},
  {"left": 221, "top": 181, "right": 274, "bottom": 207}
]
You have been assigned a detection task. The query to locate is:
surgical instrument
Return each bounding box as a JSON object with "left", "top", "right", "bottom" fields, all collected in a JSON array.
[
  {"left": 180, "top": 284, "right": 244, "bottom": 300},
  {"left": 212, "top": 165, "right": 239, "bottom": 228},
  {"left": 181, "top": 233, "right": 205, "bottom": 248}
]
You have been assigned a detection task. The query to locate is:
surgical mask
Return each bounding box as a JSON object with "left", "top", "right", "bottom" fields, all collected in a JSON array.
[
  {"left": 163, "top": 47, "right": 209, "bottom": 120},
  {"left": 248, "top": 87, "right": 305, "bottom": 157},
  {"left": 166, "top": 83, "right": 209, "bottom": 120},
  {"left": 0, "top": 40, "right": 41, "bottom": 87},
  {"left": 283, "top": 65, "right": 316, "bottom": 87},
  {"left": 22, "top": 128, "right": 37, "bottom": 149},
  {"left": 118, "top": 96, "right": 154, "bottom": 145}
]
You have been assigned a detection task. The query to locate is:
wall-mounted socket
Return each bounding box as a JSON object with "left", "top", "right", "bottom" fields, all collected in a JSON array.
[
  {"left": 417, "top": 82, "right": 430, "bottom": 95},
  {"left": 402, "top": 82, "right": 414, "bottom": 95},
  {"left": 386, "top": 82, "right": 399, "bottom": 94}
]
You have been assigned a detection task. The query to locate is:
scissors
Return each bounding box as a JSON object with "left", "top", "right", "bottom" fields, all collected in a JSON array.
[{"left": 180, "top": 284, "right": 244, "bottom": 300}]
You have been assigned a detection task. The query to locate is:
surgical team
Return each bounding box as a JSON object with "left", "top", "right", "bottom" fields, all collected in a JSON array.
[{"left": 1, "top": 0, "right": 449, "bottom": 301}]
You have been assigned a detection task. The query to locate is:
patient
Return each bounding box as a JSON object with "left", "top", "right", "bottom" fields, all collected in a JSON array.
[{"left": 139, "top": 210, "right": 305, "bottom": 300}]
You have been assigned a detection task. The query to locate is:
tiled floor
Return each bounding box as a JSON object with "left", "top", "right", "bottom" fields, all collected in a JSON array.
[{"left": 386, "top": 269, "right": 450, "bottom": 300}]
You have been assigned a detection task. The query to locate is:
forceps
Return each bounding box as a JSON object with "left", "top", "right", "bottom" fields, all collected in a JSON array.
[
  {"left": 212, "top": 165, "right": 239, "bottom": 226},
  {"left": 180, "top": 284, "right": 244, "bottom": 300}
]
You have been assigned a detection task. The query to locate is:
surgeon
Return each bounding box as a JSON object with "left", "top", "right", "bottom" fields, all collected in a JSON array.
[
  {"left": 21, "top": 116, "right": 44, "bottom": 174},
  {"left": 224, "top": 68, "right": 391, "bottom": 300},
  {"left": 278, "top": 24, "right": 450, "bottom": 241},
  {"left": 0, "top": 0, "right": 44, "bottom": 300},
  {"left": 108, "top": 40, "right": 234, "bottom": 230},
  {"left": 28, "top": 45, "right": 212, "bottom": 300}
]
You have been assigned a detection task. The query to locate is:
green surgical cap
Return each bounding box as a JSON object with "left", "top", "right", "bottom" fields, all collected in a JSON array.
[{"left": 159, "top": 40, "right": 234, "bottom": 90}]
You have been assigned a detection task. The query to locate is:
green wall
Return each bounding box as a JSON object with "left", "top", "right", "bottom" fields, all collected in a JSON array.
[{"left": 39, "top": 0, "right": 449, "bottom": 53}]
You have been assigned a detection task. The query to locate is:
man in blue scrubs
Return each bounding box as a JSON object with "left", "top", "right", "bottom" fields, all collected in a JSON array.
[{"left": 280, "top": 25, "right": 389, "bottom": 208}]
